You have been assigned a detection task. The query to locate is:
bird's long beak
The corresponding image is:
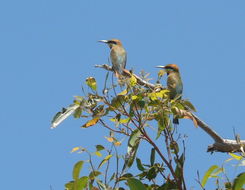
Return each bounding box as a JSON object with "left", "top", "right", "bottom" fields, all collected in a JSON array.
[
  {"left": 155, "top": 65, "right": 165, "bottom": 69},
  {"left": 98, "top": 40, "right": 109, "bottom": 43}
]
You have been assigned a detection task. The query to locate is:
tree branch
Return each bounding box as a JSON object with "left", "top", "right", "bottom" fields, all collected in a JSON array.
[
  {"left": 96, "top": 64, "right": 245, "bottom": 153},
  {"left": 95, "top": 64, "right": 156, "bottom": 90},
  {"left": 191, "top": 113, "right": 245, "bottom": 153}
]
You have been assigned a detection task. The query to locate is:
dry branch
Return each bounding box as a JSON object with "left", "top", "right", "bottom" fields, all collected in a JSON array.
[{"left": 95, "top": 64, "right": 245, "bottom": 153}]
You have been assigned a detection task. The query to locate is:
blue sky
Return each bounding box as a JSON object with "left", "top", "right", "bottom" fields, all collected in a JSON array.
[{"left": 0, "top": 0, "right": 245, "bottom": 189}]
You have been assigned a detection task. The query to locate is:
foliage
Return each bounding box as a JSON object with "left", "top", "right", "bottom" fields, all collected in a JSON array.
[
  {"left": 196, "top": 153, "right": 245, "bottom": 190},
  {"left": 51, "top": 72, "right": 245, "bottom": 189}
]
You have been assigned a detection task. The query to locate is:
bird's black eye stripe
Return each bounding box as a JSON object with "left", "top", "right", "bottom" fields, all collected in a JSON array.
[
  {"left": 108, "top": 40, "right": 117, "bottom": 45},
  {"left": 164, "top": 66, "right": 172, "bottom": 70},
  {"left": 164, "top": 66, "right": 176, "bottom": 71}
]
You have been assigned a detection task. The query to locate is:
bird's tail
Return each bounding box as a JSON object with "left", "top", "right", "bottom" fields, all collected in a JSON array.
[{"left": 173, "top": 118, "right": 179, "bottom": 125}]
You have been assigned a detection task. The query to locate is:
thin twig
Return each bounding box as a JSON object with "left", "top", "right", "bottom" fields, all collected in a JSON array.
[{"left": 99, "top": 119, "right": 130, "bottom": 136}]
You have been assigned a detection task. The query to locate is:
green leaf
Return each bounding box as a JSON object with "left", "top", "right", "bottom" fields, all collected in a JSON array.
[
  {"left": 73, "top": 161, "right": 84, "bottom": 180},
  {"left": 146, "top": 167, "right": 157, "bottom": 181},
  {"left": 95, "top": 179, "right": 107, "bottom": 189},
  {"left": 148, "top": 92, "right": 158, "bottom": 101},
  {"left": 95, "top": 145, "right": 105, "bottom": 151},
  {"left": 229, "top": 153, "right": 243, "bottom": 161},
  {"left": 182, "top": 100, "right": 197, "bottom": 112},
  {"left": 130, "top": 75, "right": 137, "bottom": 87},
  {"left": 118, "top": 88, "right": 128, "bottom": 95},
  {"left": 89, "top": 171, "right": 101, "bottom": 180},
  {"left": 98, "top": 154, "right": 113, "bottom": 169},
  {"left": 158, "top": 69, "right": 166, "bottom": 78},
  {"left": 76, "top": 176, "right": 88, "bottom": 190},
  {"left": 170, "top": 141, "right": 179, "bottom": 154},
  {"left": 233, "top": 172, "right": 245, "bottom": 190},
  {"left": 119, "top": 118, "right": 130, "bottom": 124},
  {"left": 137, "top": 100, "right": 145, "bottom": 109},
  {"left": 150, "top": 148, "right": 155, "bottom": 166},
  {"left": 136, "top": 158, "right": 145, "bottom": 171},
  {"left": 94, "top": 151, "right": 102, "bottom": 157},
  {"left": 123, "top": 129, "right": 141, "bottom": 171},
  {"left": 110, "top": 95, "right": 126, "bottom": 110},
  {"left": 127, "top": 178, "right": 147, "bottom": 190},
  {"left": 131, "top": 95, "right": 138, "bottom": 100},
  {"left": 109, "top": 172, "right": 116, "bottom": 182},
  {"left": 51, "top": 104, "right": 80, "bottom": 129},
  {"left": 73, "top": 107, "right": 82, "bottom": 118},
  {"left": 118, "top": 173, "right": 133, "bottom": 181},
  {"left": 201, "top": 165, "right": 219, "bottom": 187},
  {"left": 86, "top": 77, "right": 97, "bottom": 91},
  {"left": 156, "top": 118, "right": 166, "bottom": 139},
  {"left": 65, "top": 181, "right": 74, "bottom": 190},
  {"left": 174, "top": 154, "right": 185, "bottom": 179}
]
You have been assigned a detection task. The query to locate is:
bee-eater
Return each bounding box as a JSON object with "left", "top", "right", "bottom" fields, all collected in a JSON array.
[
  {"left": 156, "top": 64, "right": 183, "bottom": 124},
  {"left": 98, "top": 39, "right": 127, "bottom": 78}
]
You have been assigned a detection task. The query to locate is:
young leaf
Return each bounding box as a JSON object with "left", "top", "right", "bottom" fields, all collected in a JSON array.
[
  {"left": 95, "top": 145, "right": 105, "bottom": 151},
  {"left": 127, "top": 178, "right": 147, "bottom": 190},
  {"left": 81, "top": 117, "right": 100, "bottom": 128},
  {"left": 201, "top": 165, "right": 219, "bottom": 187},
  {"left": 94, "top": 151, "right": 102, "bottom": 157},
  {"left": 130, "top": 75, "right": 137, "bottom": 87},
  {"left": 86, "top": 77, "right": 97, "bottom": 91},
  {"left": 98, "top": 154, "right": 113, "bottom": 169},
  {"left": 105, "top": 136, "right": 114, "bottom": 142},
  {"left": 233, "top": 172, "right": 245, "bottom": 190},
  {"left": 114, "top": 140, "right": 122, "bottom": 146},
  {"left": 73, "top": 161, "right": 84, "bottom": 180},
  {"left": 229, "top": 153, "right": 243, "bottom": 161},
  {"left": 51, "top": 104, "right": 79, "bottom": 129},
  {"left": 70, "top": 147, "right": 80, "bottom": 153},
  {"left": 118, "top": 88, "right": 128, "bottom": 96}
]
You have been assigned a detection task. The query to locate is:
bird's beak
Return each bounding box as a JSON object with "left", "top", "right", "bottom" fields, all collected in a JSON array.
[
  {"left": 98, "top": 40, "right": 109, "bottom": 43},
  {"left": 155, "top": 65, "right": 165, "bottom": 69}
]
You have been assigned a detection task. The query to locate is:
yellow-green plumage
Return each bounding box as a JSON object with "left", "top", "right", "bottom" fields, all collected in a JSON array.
[{"left": 156, "top": 64, "right": 183, "bottom": 124}]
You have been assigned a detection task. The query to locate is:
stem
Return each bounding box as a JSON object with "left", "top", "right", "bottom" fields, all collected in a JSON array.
[
  {"left": 141, "top": 129, "right": 182, "bottom": 189},
  {"left": 104, "top": 144, "right": 113, "bottom": 185},
  {"left": 113, "top": 144, "right": 120, "bottom": 189},
  {"left": 99, "top": 119, "right": 130, "bottom": 136}
]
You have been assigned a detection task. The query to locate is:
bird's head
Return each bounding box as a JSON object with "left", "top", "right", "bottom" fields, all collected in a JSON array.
[
  {"left": 156, "top": 64, "right": 180, "bottom": 74},
  {"left": 98, "top": 39, "right": 123, "bottom": 49}
]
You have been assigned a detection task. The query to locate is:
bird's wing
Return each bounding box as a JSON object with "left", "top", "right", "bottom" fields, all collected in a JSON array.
[{"left": 167, "top": 76, "right": 177, "bottom": 89}]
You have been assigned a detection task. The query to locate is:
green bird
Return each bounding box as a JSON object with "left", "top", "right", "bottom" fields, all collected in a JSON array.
[{"left": 156, "top": 64, "right": 183, "bottom": 124}]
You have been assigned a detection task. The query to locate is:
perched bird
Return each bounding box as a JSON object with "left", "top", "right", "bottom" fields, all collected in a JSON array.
[
  {"left": 156, "top": 64, "right": 183, "bottom": 124},
  {"left": 98, "top": 39, "right": 127, "bottom": 78}
]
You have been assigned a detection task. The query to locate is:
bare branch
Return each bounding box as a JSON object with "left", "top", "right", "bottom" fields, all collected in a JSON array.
[
  {"left": 95, "top": 64, "right": 156, "bottom": 90},
  {"left": 191, "top": 113, "right": 245, "bottom": 153}
]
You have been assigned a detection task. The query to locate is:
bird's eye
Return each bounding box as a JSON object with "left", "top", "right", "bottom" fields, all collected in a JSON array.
[{"left": 109, "top": 40, "right": 117, "bottom": 45}]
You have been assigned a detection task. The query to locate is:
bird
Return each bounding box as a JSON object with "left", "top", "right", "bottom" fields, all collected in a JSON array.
[
  {"left": 156, "top": 64, "right": 183, "bottom": 124},
  {"left": 98, "top": 39, "right": 127, "bottom": 78}
]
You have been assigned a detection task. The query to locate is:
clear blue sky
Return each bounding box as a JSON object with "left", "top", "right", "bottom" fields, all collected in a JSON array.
[{"left": 1, "top": 0, "right": 245, "bottom": 189}]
